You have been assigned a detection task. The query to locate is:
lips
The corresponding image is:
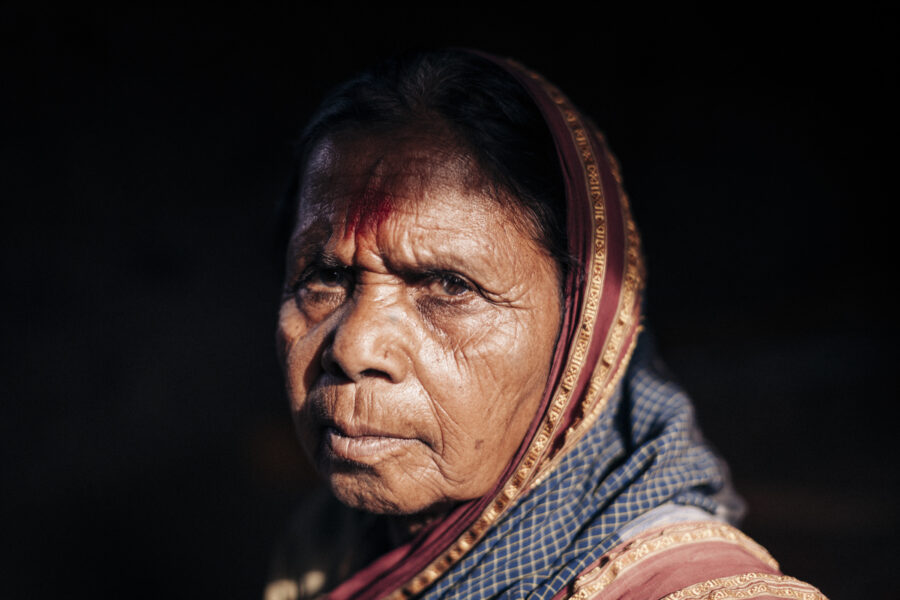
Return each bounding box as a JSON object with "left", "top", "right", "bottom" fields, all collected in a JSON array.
[{"left": 322, "top": 425, "right": 419, "bottom": 463}]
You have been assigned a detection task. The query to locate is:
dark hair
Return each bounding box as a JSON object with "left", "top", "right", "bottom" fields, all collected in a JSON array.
[{"left": 278, "top": 49, "right": 571, "bottom": 280}]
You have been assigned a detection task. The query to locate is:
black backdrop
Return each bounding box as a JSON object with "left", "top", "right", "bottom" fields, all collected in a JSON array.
[{"left": 3, "top": 6, "right": 896, "bottom": 599}]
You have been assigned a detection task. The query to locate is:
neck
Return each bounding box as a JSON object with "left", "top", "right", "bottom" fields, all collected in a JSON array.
[{"left": 386, "top": 507, "right": 451, "bottom": 546}]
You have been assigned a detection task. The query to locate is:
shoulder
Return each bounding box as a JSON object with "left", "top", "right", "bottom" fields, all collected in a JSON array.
[{"left": 565, "top": 521, "right": 827, "bottom": 600}]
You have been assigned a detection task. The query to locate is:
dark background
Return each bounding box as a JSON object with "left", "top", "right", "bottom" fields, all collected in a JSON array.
[{"left": 3, "top": 6, "right": 896, "bottom": 599}]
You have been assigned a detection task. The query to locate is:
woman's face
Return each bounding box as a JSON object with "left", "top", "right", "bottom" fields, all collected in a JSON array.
[{"left": 277, "top": 132, "right": 562, "bottom": 516}]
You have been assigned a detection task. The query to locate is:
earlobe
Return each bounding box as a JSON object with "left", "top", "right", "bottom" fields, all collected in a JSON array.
[
  {"left": 275, "top": 303, "right": 298, "bottom": 370},
  {"left": 275, "top": 326, "right": 288, "bottom": 369}
]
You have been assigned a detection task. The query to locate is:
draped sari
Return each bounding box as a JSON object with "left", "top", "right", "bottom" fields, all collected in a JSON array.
[{"left": 267, "top": 52, "right": 826, "bottom": 600}]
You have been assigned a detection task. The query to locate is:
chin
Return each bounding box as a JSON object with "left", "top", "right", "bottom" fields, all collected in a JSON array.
[
  {"left": 327, "top": 468, "right": 460, "bottom": 518},
  {"left": 328, "top": 470, "right": 415, "bottom": 515}
]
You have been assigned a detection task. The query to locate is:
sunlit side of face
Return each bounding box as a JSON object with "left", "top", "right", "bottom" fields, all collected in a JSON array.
[{"left": 277, "top": 131, "right": 562, "bottom": 517}]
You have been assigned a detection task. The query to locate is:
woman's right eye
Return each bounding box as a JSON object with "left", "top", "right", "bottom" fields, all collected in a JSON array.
[
  {"left": 292, "top": 265, "right": 352, "bottom": 309},
  {"left": 309, "top": 266, "right": 350, "bottom": 289}
]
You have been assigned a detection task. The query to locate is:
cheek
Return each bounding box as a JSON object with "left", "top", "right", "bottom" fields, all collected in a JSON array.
[
  {"left": 417, "top": 311, "right": 507, "bottom": 390},
  {"left": 277, "top": 301, "right": 322, "bottom": 404},
  {"left": 423, "top": 310, "right": 550, "bottom": 450}
]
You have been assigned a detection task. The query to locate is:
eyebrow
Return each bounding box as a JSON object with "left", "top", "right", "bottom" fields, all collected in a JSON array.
[
  {"left": 286, "top": 235, "right": 326, "bottom": 277},
  {"left": 289, "top": 238, "right": 477, "bottom": 281},
  {"left": 286, "top": 213, "right": 507, "bottom": 290}
]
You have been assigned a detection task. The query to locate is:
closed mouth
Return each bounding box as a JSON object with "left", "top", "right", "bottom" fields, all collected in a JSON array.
[{"left": 322, "top": 425, "right": 418, "bottom": 463}]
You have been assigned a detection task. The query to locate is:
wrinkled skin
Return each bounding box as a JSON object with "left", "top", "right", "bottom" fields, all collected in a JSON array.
[{"left": 277, "top": 131, "right": 562, "bottom": 520}]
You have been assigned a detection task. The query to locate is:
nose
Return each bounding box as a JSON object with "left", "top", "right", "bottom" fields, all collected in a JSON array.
[{"left": 321, "top": 289, "right": 411, "bottom": 383}]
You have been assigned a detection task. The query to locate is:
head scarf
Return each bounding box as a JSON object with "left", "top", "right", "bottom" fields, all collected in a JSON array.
[{"left": 325, "top": 52, "right": 737, "bottom": 600}]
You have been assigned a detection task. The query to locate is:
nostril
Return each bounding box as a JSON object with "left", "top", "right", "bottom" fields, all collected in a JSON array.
[
  {"left": 321, "top": 341, "right": 395, "bottom": 382},
  {"left": 360, "top": 368, "right": 391, "bottom": 380},
  {"left": 321, "top": 347, "right": 352, "bottom": 381},
  {"left": 323, "top": 304, "right": 408, "bottom": 383}
]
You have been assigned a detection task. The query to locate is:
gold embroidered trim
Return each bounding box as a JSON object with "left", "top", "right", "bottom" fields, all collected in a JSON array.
[
  {"left": 529, "top": 150, "right": 642, "bottom": 482},
  {"left": 526, "top": 321, "right": 643, "bottom": 492},
  {"left": 567, "top": 522, "right": 780, "bottom": 600},
  {"left": 660, "top": 573, "right": 828, "bottom": 600},
  {"left": 384, "top": 59, "right": 645, "bottom": 600},
  {"left": 525, "top": 121, "right": 644, "bottom": 491}
]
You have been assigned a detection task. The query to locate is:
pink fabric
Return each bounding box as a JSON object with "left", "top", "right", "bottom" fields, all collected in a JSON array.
[{"left": 593, "top": 540, "right": 781, "bottom": 600}]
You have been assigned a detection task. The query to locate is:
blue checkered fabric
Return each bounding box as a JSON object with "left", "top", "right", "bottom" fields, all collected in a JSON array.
[{"left": 420, "top": 332, "right": 739, "bottom": 599}]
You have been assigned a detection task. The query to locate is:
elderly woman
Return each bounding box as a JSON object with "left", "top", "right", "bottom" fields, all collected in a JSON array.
[{"left": 269, "top": 50, "right": 825, "bottom": 600}]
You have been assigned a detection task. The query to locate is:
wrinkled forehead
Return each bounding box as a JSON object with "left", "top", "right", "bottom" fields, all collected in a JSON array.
[{"left": 296, "top": 131, "right": 486, "bottom": 233}]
